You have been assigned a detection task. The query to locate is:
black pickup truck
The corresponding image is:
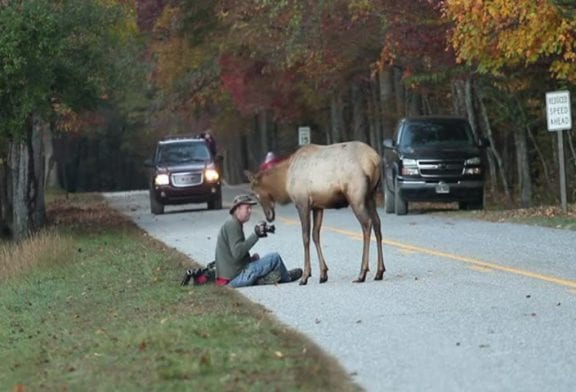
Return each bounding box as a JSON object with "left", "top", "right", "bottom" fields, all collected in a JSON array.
[{"left": 382, "top": 116, "right": 488, "bottom": 215}]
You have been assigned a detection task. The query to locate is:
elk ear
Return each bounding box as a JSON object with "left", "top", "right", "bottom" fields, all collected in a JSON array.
[{"left": 244, "top": 170, "right": 255, "bottom": 182}]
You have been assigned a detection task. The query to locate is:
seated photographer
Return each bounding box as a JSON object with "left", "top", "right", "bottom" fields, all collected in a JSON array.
[{"left": 215, "top": 194, "right": 302, "bottom": 287}]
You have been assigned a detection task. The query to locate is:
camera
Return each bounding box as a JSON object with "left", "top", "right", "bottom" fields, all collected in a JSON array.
[
  {"left": 263, "top": 223, "right": 275, "bottom": 234},
  {"left": 255, "top": 221, "right": 276, "bottom": 237}
]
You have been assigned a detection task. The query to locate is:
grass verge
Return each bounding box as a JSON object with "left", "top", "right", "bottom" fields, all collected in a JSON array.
[
  {"left": 0, "top": 194, "right": 359, "bottom": 392},
  {"left": 403, "top": 200, "right": 576, "bottom": 231}
]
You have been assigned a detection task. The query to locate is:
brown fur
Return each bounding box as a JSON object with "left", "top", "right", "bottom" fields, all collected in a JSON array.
[{"left": 246, "top": 141, "right": 385, "bottom": 285}]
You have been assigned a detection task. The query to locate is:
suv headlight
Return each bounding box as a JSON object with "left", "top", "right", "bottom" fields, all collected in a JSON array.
[
  {"left": 401, "top": 158, "right": 419, "bottom": 176},
  {"left": 205, "top": 168, "right": 220, "bottom": 182},
  {"left": 464, "top": 167, "right": 482, "bottom": 175},
  {"left": 465, "top": 157, "right": 481, "bottom": 165},
  {"left": 154, "top": 173, "right": 170, "bottom": 186},
  {"left": 464, "top": 157, "right": 482, "bottom": 175}
]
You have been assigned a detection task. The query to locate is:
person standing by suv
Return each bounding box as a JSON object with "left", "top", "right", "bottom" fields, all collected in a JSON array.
[{"left": 215, "top": 194, "right": 302, "bottom": 287}]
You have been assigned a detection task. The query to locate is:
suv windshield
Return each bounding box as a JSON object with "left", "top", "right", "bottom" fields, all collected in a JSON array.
[
  {"left": 400, "top": 120, "right": 475, "bottom": 148},
  {"left": 157, "top": 141, "right": 211, "bottom": 165}
]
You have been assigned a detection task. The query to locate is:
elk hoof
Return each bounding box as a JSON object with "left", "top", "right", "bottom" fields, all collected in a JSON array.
[
  {"left": 299, "top": 279, "right": 308, "bottom": 286},
  {"left": 353, "top": 277, "right": 366, "bottom": 283},
  {"left": 374, "top": 272, "right": 384, "bottom": 280},
  {"left": 319, "top": 276, "right": 328, "bottom": 284}
]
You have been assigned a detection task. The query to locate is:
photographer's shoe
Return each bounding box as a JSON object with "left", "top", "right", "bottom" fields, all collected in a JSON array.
[{"left": 287, "top": 268, "right": 303, "bottom": 282}]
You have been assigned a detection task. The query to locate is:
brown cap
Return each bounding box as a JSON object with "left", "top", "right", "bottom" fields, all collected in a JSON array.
[{"left": 229, "top": 194, "right": 257, "bottom": 214}]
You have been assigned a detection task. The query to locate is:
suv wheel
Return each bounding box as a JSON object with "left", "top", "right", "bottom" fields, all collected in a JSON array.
[
  {"left": 394, "top": 178, "right": 408, "bottom": 215},
  {"left": 149, "top": 190, "right": 165, "bottom": 215},
  {"left": 384, "top": 176, "right": 395, "bottom": 214},
  {"left": 207, "top": 192, "right": 223, "bottom": 210}
]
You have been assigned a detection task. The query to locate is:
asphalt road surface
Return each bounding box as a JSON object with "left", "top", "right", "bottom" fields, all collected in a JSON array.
[{"left": 105, "top": 185, "right": 576, "bottom": 392}]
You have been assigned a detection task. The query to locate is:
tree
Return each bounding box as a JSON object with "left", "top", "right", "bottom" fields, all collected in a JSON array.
[
  {"left": 443, "top": 0, "right": 576, "bottom": 206},
  {"left": 443, "top": 0, "right": 576, "bottom": 83},
  {"left": 0, "top": 0, "right": 141, "bottom": 240}
]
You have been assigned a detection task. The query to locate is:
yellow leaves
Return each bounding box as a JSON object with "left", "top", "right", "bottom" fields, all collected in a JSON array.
[
  {"left": 444, "top": 0, "right": 576, "bottom": 82},
  {"left": 151, "top": 34, "right": 206, "bottom": 88},
  {"left": 150, "top": 5, "right": 211, "bottom": 90},
  {"left": 551, "top": 61, "right": 576, "bottom": 84},
  {"left": 53, "top": 103, "right": 88, "bottom": 134}
]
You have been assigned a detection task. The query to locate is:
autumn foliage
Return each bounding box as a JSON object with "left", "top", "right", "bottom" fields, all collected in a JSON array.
[{"left": 443, "top": 0, "right": 576, "bottom": 82}]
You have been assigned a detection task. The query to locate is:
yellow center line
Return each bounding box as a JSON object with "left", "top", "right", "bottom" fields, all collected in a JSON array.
[{"left": 277, "top": 216, "right": 576, "bottom": 290}]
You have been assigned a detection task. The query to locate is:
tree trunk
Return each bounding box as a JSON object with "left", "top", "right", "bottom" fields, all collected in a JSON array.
[
  {"left": 0, "top": 156, "right": 9, "bottom": 238},
  {"left": 478, "top": 96, "right": 511, "bottom": 200},
  {"left": 222, "top": 129, "right": 245, "bottom": 184},
  {"left": 43, "top": 123, "right": 59, "bottom": 189},
  {"left": 31, "top": 117, "right": 46, "bottom": 227},
  {"left": 330, "top": 92, "right": 345, "bottom": 143},
  {"left": 351, "top": 81, "right": 366, "bottom": 142},
  {"left": 407, "top": 89, "right": 421, "bottom": 116},
  {"left": 369, "top": 78, "right": 382, "bottom": 154},
  {"left": 7, "top": 116, "right": 46, "bottom": 241},
  {"left": 514, "top": 126, "right": 532, "bottom": 207},
  {"left": 258, "top": 110, "right": 269, "bottom": 161},
  {"left": 567, "top": 132, "right": 576, "bottom": 201},
  {"left": 464, "top": 78, "right": 479, "bottom": 141},
  {"left": 379, "top": 67, "right": 396, "bottom": 140},
  {"left": 393, "top": 67, "right": 406, "bottom": 117}
]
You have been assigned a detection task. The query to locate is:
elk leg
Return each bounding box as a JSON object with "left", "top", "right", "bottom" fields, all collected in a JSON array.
[
  {"left": 351, "top": 201, "right": 371, "bottom": 283},
  {"left": 353, "top": 222, "right": 371, "bottom": 283},
  {"left": 368, "top": 196, "right": 385, "bottom": 280},
  {"left": 312, "top": 208, "right": 329, "bottom": 283},
  {"left": 297, "top": 206, "right": 312, "bottom": 285}
]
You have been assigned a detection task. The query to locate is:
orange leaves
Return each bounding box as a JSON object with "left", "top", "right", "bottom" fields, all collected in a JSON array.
[{"left": 53, "top": 104, "right": 105, "bottom": 134}]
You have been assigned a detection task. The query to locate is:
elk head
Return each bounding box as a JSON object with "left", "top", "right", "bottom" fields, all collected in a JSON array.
[{"left": 245, "top": 170, "right": 276, "bottom": 222}]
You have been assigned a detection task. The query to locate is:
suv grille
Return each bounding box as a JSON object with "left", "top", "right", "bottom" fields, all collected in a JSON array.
[
  {"left": 418, "top": 159, "right": 464, "bottom": 177},
  {"left": 171, "top": 171, "right": 203, "bottom": 187}
]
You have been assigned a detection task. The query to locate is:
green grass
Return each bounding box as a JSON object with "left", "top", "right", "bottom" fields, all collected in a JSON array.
[
  {"left": 453, "top": 203, "right": 576, "bottom": 230},
  {"left": 408, "top": 200, "right": 576, "bottom": 231},
  {"left": 0, "top": 195, "right": 358, "bottom": 392}
]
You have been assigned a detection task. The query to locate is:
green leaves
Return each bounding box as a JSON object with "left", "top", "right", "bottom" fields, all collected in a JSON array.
[{"left": 0, "top": 0, "right": 141, "bottom": 138}]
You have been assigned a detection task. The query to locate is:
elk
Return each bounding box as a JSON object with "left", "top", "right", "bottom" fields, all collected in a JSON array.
[{"left": 246, "top": 141, "right": 385, "bottom": 285}]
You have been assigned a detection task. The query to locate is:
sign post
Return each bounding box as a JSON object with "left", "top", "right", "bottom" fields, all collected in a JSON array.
[
  {"left": 545, "top": 90, "right": 572, "bottom": 212},
  {"left": 298, "top": 126, "right": 311, "bottom": 146}
]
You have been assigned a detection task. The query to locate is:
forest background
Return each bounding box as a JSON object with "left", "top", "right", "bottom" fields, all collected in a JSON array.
[{"left": 1, "top": 0, "right": 576, "bottom": 240}]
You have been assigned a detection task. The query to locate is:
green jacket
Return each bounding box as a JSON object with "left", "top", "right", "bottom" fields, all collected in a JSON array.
[{"left": 215, "top": 216, "right": 259, "bottom": 280}]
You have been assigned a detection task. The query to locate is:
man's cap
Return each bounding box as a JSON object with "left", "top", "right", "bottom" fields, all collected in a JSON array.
[{"left": 229, "top": 194, "right": 257, "bottom": 214}]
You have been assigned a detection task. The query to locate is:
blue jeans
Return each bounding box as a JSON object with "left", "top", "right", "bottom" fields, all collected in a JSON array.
[{"left": 229, "top": 252, "right": 291, "bottom": 288}]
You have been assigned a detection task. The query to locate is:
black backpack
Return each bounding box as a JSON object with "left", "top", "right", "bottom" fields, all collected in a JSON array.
[{"left": 180, "top": 261, "right": 216, "bottom": 286}]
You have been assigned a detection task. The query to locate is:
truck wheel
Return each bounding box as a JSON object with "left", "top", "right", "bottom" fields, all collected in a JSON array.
[
  {"left": 149, "top": 190, "right": 164, "bottom": 215},
  {"left": 394, "top": 178, "right": 408, "bottom": 215},
  {"left": 384, "top": 178, "right": 395, "bottom": 214},
  {"left": 459, "top": 194, "right": 484, "bottom": 211},
  {"left": 468, "top": 197, "right": 484, "bottom": 210}
]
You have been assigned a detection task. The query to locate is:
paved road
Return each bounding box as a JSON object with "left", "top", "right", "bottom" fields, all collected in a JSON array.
[{"left": 105, "top": 186, "right": 576, "bottom": 392}]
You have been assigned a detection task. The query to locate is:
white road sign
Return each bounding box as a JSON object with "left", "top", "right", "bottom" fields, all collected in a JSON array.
[
  {"left": 298, "top": 126, "right": 311, "bottom": 145},
  {"left": 546, "top": 90, "right": 572, "bottom": 131}
]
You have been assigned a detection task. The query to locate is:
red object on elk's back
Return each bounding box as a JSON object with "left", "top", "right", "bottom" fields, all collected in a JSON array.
[{"left": 259, "top": 152, "right": 284, "bottom": 171}]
